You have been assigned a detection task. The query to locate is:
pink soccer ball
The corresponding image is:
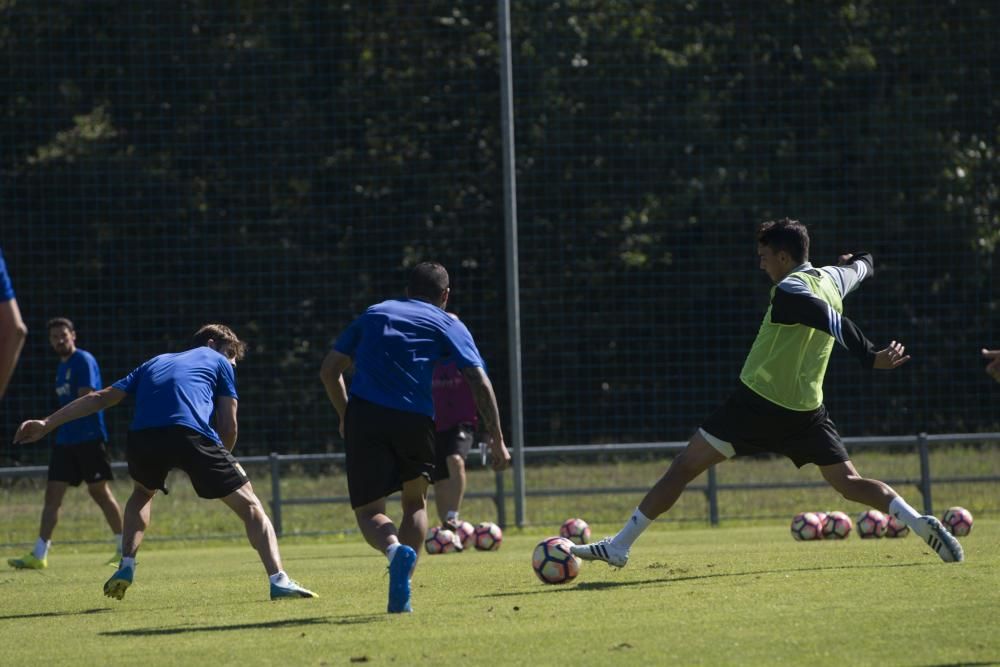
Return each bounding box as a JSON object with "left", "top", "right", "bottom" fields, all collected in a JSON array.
[
  {"left": 473, "top": 522, "right": 503, "bottom": 551},
  {"left": 790, "top": 512, "right": 824, "bottom": 541},
  {"left": 559, "top": 518, "right": 592, "bottom": 545},
  {"left": 857, "top": 510, "right": 888, "bottom": 538},
  {"left": 455, "top": 520, "right": 476, "bottom": 548},
  {"left": 942, "top": 507, "right": 973, "bottom": 537},
  {"left": 425, "top": 527, "right": 460, "bottom": 554},
  {"left": 822, "top": 511, "right": 853, "bottom": 539},
  {"left": 532, "top": 537, "right": 581, "bottom": 585},
  {"left": 884, "top": 514, "right": 910, "bottom": 538}
]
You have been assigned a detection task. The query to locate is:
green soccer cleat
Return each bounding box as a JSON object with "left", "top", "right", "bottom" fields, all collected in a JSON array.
[
  {"left": 7, "top": 553, "right": 47, "bottom": 570},
  {"left": 105, "top": 549, "right": 123, "bottom": 567},
  {"left": 270, "top": 577, "right": 318, "bottom": 600},
  {"left": 103, "top": 565, "right": 134, "bottom": 600}
]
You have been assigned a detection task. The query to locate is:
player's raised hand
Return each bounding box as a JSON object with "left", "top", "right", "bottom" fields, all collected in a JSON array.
[
  {"left": 837, "top": 253, "right": 855, "bottom": 266},
  {"left": 13, "top": 419, "right": 49, "bottom": 444},
  {"left": 873, "top": 341, "right": 911, "bottom": 370},
  {"left": 981, "top": 348, "right": 1000, "bottom": 382}
]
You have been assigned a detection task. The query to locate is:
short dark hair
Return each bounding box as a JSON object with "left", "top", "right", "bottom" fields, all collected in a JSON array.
[
  {"left": 408, "top": 262, "right": 449, "bottom": 301},
  {"left": 757, "top": 218, "right": 810, "bottom": 264},
  {"left": 47, "top": 317, "right": 75, "bottom": 332},
  {"left": 192, "top": 323, "right": 247, "bottom": 361}
]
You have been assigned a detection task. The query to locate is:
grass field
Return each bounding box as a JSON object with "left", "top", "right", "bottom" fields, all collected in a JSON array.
[{"left": 1, "top": 522, "right": 997, "bottom": 666}]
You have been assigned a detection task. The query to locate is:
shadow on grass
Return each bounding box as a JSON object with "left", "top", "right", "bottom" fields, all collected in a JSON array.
[
  {"left": 481, "top": 560, "right": 935, "bottom": 598},
  {"left": 0, "top": 607, "right": 111, "bottom": 621},
  {"left": 98, "top": 614, "right": 382, "bottom": 636}
]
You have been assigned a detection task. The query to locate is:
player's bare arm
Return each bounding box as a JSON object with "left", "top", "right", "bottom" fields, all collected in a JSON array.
[
  {"left": 215, "top": 396, "right": 239, "bottom": 451},
  {"left": 319, "top": 349, "right": 352, "bottom": 438},
  {"left": 459, "top": 366, "right": 511, "bottom": 471},
  {"left": 14, "top": 386, "right": 127, "bottom": 444},
  {"left": 0, "top": 298, "right": 27, "bottom": 399}
]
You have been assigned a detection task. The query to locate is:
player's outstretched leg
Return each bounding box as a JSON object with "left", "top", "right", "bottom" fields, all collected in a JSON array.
[
  {"left": 387, "top": 545, "right": 417, "bottom": 613},
  {"left": 569, "top": 537, "right": 630, "bottom": 568},
  {"left": 572, "top": 434, "right": 724, "bottom": 569}
]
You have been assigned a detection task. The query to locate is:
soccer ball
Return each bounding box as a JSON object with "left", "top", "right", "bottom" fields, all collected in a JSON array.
[
  {"left": 559, "top": 518, "right": 591, "bottom": 545},
  {"left": 814, "top": 511, "right": 829, "bottom": 530},
  {"left": 822, "top": 511, "right": 853, "bottom": 539},
  {"left": 473, "top": 522, "right": 503, "bottom": 551},
  {"left": 942, "top": 507, "right": 973, "bottom": 537},
  {"left": 532, "top": 537, "right": 581, "bottom": 585},
  {"left": 455, "top": 520, "right": 476, "bottom": 548},
  {"left": 425, "top": 527, "right": 461, "bottom": 554},
  {"left": 884, "top": 514, "right": 910, "bottom": 538},
  {"left": 856, "top": 510, "right": 888, "bottom": 538},
  {"left": 790, "top": 512, "right": 823, "bottom": 541}
]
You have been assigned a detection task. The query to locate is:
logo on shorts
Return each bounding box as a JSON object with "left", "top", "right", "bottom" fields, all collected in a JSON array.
[{"left": 234, "top": 462, "right": 247, "bottom": 478}]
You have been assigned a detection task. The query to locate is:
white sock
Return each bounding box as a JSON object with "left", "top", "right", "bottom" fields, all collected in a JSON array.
[
  {"left": 269, "top": 570, "right": 289, "bottom": 585},
  {"left": 889, "top": 496, "right": 923, "bottom": 529},
  {"left": 612, "top": 508, "right": 653, "bottom": 549},
  {"left": 445, "top": 510, "right": 459, "bottom": 524},
  {"left": 385, "top": 543, "right": 400, "bottom": 563},
  {"left": 120, "top": 556, "right": 136, "bottom": 570},
  {"left": 114, "top": 534, "right": 123, "bottom": 552},
  {"left": 32, "top": 538, "right": 50, "bottom": 560}
]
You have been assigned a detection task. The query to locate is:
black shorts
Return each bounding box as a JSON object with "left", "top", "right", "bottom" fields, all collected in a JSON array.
[
  {"left": 699, "top": 383, "right": 849, "bottom": 468},
  {"left": 125, "top": 426, "right": 249, "bottom": 499},
  {"left": 432, "top": 422, "right": 476, "bottom": 482},
  {"left": 344, "top": 396, "right": 435, "bottom": 508},
  {"left": 48, "top": 440, "right": 114, "bottom": 486}
]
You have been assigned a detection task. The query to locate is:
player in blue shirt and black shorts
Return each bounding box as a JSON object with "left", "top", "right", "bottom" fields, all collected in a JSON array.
[
  {"left": 321, "top": 261, "right": 511, "bottom": 613},
  {"left": 7, "top": 318, "right": 124, "bottom": 570},
  {"left": 14, "top": 324, "right": 316, "bottom": 601},
  {"left": 0, "top": 246, "right": 28, "bottom": 400}
]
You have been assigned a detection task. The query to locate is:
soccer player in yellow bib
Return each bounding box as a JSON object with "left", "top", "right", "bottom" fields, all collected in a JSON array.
[{"left": 572, "top": 218, "right": 964, "bottom": 567}]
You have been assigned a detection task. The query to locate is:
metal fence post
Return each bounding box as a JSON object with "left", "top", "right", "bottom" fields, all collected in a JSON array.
[
  {"left": 917, "top": 432, "right": 933, "bottom": 516},
  {"left": 494, "top": 470, "right": 507, "bottom": 529},
  {"left": 270, "top": 452, "right": 283, "bottom": 537},
  {"left": 707, "top": 465, "right": 719, "bottom": 526}
]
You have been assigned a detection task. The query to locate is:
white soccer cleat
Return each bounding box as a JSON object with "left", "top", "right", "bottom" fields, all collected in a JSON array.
[
  {"left": 915, "top": 516, "right": 964, "bottom": 563},
  {"left": 569, "top": 537, "right": 629, "bottom": 568}
]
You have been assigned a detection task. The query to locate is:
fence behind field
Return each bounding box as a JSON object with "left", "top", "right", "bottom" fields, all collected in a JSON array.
[{"left": 2, "top": 432, "right": 997, "bottom": 538}]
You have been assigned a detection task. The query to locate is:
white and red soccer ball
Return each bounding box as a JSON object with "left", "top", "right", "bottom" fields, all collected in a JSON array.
[
  {"left": 884, "top": 514, "right": 910, "bottom": 538},
  {"left": 790, "top": 512, "right": 824, "bottom": 541},
  {"left": 559, "top": 518, "right": 591, "bottom": 545},
  {"left": 424, "top": 527, "right": 461, "bottom": 554},
  {"left": 531, "top": 537, "right": 581, "bottom": 585},
  {"left": 473, "top": 522, "right": 503, "bottom": 551},
  {"left": 821, "top": 511, "right": 853, "bottom": 539},
  {"left": 942, "top": 507, "right": 973, "bottom": 537},
  {"left": 455, "top": 520, "right": 476, "bottom": 548},
  {"left": 856, "top": 510, "right": 888, "bottom": 538}
]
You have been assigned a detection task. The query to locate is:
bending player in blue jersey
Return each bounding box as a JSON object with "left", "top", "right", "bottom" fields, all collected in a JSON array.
[
  {"left": 572, "top": 218, "right": 964, "bottom": 568},
  {"left": 13, "top": 324, "right": 317, "bottom": 601},
  {"left": 0, "top": 246, "right": 28, "bottom": 400},
  {"left": 8, "top": 318, "right": 124, "bottom": 570},
  {"left": 321, "top": 262, "right": 511, "bottom": 613}
]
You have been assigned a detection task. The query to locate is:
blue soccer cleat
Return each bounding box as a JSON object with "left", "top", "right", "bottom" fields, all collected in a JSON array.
[
  {"left": 103, "top": 565, "right": 134, "bottom": 600},
  {"left": 387, "top": 545, "right": 417, "bottom": 613},
  {"left": 270, "top": 577, "right": 318, "bottom": 600}
]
